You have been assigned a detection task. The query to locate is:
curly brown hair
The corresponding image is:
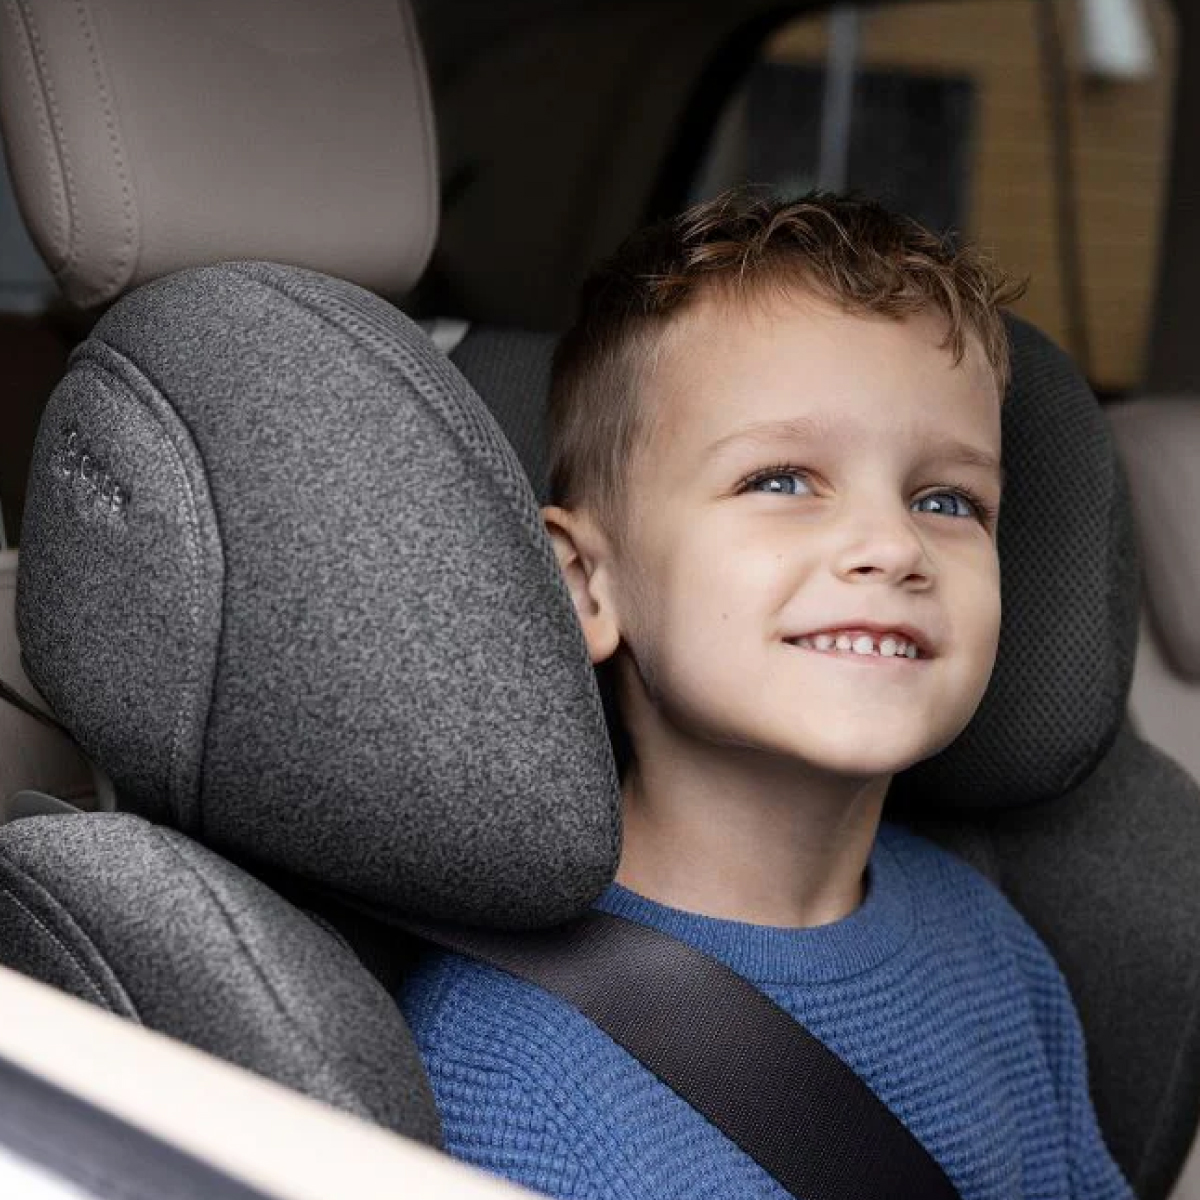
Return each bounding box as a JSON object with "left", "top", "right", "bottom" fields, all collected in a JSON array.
[{"left": 547, "top": 188, "right": 1023, "bottom": 531}]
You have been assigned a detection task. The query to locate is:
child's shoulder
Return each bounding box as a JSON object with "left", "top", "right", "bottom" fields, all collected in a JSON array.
[
  {"left": 878, "top": 819, "right": 1006, "bottom": 910},
  {"left": 396, "top": 942, "right": 701, "bottom": 1194},
  {"left": 401, "top": 947, "right": 574, "bottom": 1051},
  {"left": 877, "top": 821, "right": 1065, "bottom": 983},
  {"left": 398, "top": 944, "right": 631, "bottom": 1093}
]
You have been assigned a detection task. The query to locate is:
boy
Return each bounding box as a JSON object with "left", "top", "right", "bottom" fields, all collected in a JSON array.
[{"left": 398, "top": 190, "right": 1132, "bottom": 1199}]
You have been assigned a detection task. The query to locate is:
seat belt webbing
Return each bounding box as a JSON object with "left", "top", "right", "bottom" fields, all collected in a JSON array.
[{"left": 404, "top": 910, "right": 961, "bottom": 1200}]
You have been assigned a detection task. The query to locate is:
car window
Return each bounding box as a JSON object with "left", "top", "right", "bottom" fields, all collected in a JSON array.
[{"left": 688, "top": 0, "right": 1177, "bottom": 397}]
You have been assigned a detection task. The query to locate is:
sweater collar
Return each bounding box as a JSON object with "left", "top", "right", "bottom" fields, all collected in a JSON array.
[{"left": 592, "top": 823, "right": 916, "bottom": 985}]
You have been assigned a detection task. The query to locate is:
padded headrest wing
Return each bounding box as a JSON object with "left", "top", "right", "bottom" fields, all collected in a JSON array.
[
  {"left": 0, "top": 0, "right": 437, "bottom": 307},
  {"left": 17, "top": 263, "right": 619, "bottom": 928},
  {"left": 892, "top": 318, "right": 1140, "bottom": 811}
]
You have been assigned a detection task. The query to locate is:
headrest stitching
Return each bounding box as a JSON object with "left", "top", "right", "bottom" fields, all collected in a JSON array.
[
  {"left": 0, "top": 844, "right": 138, "bottom": 1015},
  {"left": 83, "top": 339, "right": 223, "bottom": 835},
  {"left": 73, "top": 0, "right": 139, "bottom": 297},
  {"left": 10, "top": 0, "right": 76, "bottom": 276}
]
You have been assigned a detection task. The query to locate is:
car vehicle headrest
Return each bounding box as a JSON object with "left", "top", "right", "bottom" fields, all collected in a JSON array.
[
  {"left": 16, "top": 262, "right": 619, "bottom": 928},
  {"left": 0, "top": 0, "right": 437, "bottom": 309},
  {"left": 1107, "top": 396, "right": 1200, "bottom": 681}
]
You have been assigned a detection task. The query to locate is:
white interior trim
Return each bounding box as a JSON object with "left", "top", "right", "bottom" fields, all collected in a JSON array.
[{"left": 0, "top": 966, "right": 532, "bottom": 1200}]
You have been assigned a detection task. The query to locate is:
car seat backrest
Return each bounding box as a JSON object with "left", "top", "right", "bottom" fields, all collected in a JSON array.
[
  {"left": 0, "top": 0, "right": 437, "bottom": 308},
  {"left": 1106, "top": 397, "right": 1200, "bottom": 782},
  {"left": 448, "top": 327, "right": 558, "bottom": 503}
]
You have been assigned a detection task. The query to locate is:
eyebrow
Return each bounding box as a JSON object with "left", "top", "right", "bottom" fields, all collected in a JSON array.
[
  {"left": 705, "top": 417, "right": 831, "bottom": 459},
  {"left": 705, "top": 417, "right": 1003, "bottom": 479}
]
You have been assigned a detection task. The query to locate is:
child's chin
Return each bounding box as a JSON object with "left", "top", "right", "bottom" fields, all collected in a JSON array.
[{"left": 793, "top": 733, "right": 938, "bottom": 781}]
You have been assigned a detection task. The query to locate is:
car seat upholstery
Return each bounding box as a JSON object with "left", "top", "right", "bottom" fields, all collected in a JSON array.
[
  {"left": 1106, "top": 398, "right": 1200, "bottom": 785},
  {"left": 448, "top": 327, "right": 559, "bottom": 503}
]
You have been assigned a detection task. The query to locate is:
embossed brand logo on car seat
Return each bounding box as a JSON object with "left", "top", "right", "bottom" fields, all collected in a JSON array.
[{"left": 55, "top": 427, "right": 130, "bottom": 523}]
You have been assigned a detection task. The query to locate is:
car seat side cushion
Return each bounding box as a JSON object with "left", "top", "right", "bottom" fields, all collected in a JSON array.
[
  {"left": 0, "top": 812, "right": 443, "bottom": 1146},
  {"left": 0, "top": 843, "right": 138, "bottom": 1019}
]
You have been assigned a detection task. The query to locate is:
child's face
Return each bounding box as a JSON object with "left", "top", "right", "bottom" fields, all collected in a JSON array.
[{"left": 602, "top": 292, "right": 1003, "bottom": 782}]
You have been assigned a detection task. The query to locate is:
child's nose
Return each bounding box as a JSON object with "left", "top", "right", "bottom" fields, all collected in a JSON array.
[{"left": 831, "top": 509, "right": 932, "bottom": 587}]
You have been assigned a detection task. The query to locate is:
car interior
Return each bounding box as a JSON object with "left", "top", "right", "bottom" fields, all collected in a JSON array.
[
  {"left": 0, "top": 963, "right": 536, "bottom": 1200},
  {"left": 1, "top": 0, "right": 1199, "bottom": 1197}
]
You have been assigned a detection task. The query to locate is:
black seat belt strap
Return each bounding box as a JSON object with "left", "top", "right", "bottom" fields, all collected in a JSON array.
[{"left": 404, "top": 910, "right": 961, "bottom": 1200}]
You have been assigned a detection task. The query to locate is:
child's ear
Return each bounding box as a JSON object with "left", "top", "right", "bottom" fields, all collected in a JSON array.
[{"left": 542, "top": 505, "right": 621, "bottom": 664}]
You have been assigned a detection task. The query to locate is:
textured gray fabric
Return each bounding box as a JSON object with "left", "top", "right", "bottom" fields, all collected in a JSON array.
[
  {"left": 0, "top": 811, "right": 441, "bottom": 1146},
  {"left": 895, "top": 317, "right": 1140, "bottom": 810},
  {"left": 912, "top": 726, "right": 1200, "bottom": 1200},
  {"left": 17, "top": 346, "right": 224, "bottom": 830},
  {"left": 450, "top": 327, "right": 558, "bottom": 503},
  {"left": 18, "top": 262, "right": 620, "bottom": 927},
  {"left": 461, "top": 316, "right": 1139, "bottom": 812}
]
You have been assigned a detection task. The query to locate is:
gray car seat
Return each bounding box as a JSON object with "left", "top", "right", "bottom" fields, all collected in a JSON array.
[
  {"left": 0, "top": 260, "right": 621, "bottom": 1148},
  {"left": 0, "top": 259, "right": 1198, "bottom": 1200}
]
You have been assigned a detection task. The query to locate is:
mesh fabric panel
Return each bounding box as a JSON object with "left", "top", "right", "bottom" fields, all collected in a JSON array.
[{"left": 451, "top": 327, "right": 557, "bottom": 502}]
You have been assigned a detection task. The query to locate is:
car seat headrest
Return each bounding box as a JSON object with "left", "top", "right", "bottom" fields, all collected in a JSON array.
[
  {"left": 0, "top": 0, "right": 437, "bottom": 309},
  {"left": 16, "top": 263, "right": 619, "bottom": 927},
  {"left": 891, "top": 316, "right": 1140, "bottom": 812},
  {"left": 1107, "top": 396, "right": 1200, "bottom": 682}
]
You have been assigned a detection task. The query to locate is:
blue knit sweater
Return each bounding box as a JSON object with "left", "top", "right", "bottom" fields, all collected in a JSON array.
[{"left": 398, "top": 823, "right": 1132, "bottom": 1199}]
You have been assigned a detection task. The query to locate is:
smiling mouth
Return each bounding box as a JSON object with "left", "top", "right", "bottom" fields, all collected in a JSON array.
[{"left": 785, "top": 630, "right": 928, "bottom": 660}]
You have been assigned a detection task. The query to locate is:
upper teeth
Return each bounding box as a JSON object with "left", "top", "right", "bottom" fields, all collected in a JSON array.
[{"left": 798, "top": 632, "right": 920, "bottom": 658}]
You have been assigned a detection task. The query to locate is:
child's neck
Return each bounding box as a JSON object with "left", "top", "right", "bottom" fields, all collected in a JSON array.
[{"left": 614, "top": 740, "right": 887, "bottom": 929}]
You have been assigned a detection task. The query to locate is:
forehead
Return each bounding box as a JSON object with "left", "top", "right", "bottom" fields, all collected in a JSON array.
[{"left": 637, "top": 291, "right": 1001, "bottom": 470}]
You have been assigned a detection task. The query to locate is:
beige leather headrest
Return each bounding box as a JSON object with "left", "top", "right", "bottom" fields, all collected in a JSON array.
[
  {"left": 0, "top": 0, "right": 437, "bottom": 308},
  {"left": 1109, "top": 396, "right": 1200, "bottom": 681}
]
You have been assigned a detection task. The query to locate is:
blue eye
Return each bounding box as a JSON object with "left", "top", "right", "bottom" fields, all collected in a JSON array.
[
  {"left": 744, "top": 470, "right": 812, "bottom": 496},
  {"left": 912, "top": 491, "right": 977, "bottom": 519}
]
